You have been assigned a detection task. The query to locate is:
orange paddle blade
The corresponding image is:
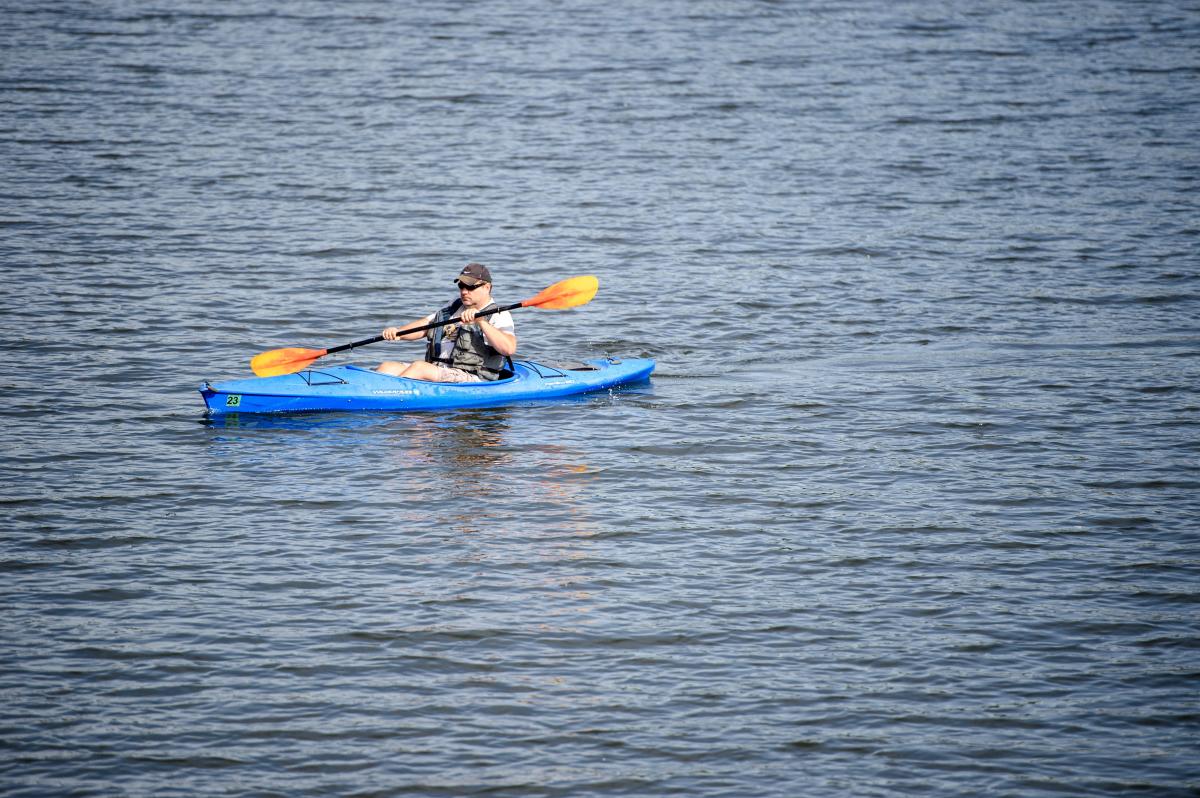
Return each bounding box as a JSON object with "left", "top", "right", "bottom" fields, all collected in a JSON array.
[
  {"left": 250, "top": 347, "right": 328, "bottom": 377},
  {"left": 522, "top": 275, "right": 599, "bottom": 310}
]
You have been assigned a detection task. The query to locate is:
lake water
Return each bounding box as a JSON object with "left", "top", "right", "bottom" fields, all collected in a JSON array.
[{"left": 2, "top": 2, "right": 1198, "bottom": 796}]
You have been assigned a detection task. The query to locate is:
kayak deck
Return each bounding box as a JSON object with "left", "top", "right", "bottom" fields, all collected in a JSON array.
[{"left": 200, "top": 357, "right": 654, "bottom": 415}]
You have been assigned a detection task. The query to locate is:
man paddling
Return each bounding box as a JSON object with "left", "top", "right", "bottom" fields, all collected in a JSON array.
[{"left": 377, "top": 263, "right": 518, "bottom": 382}]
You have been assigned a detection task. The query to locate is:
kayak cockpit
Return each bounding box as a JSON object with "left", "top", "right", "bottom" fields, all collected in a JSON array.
[{"left": 343, "top": 363, "right": 520, "bottom": 385}]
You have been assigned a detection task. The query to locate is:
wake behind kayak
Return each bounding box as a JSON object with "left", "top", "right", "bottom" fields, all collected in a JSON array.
[{"left": 200, "top": 357, "right": 654, "bottom": 415}]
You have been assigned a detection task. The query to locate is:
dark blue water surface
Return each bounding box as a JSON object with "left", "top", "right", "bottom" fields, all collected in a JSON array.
[{"left": 2, "top": 2, "right": 1198, "bottom": 796}]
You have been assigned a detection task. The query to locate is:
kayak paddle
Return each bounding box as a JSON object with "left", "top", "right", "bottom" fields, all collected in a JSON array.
[{"left": 249, "top": 274, "right": 599, "bottom": 377}]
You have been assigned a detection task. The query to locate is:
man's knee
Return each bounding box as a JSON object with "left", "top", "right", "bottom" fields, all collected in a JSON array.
[
  {"left": 377, "top": 361, "right": 409, "bottom": 376},
  {"left": 403, "top": 361, "right": 442, "bottom": 381}
]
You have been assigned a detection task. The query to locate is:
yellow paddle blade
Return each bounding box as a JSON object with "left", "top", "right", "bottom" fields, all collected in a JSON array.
[
  {"left": 250, "top": 347, "right": 328, "bottom": 377},
  {"left": 523, "top": 275, "right": 599, "bottom": 310}
]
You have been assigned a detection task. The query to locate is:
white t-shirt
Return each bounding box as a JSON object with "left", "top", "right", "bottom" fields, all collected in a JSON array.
[{"left": 426, "top": 303, "right": 515, "bottom": 362}]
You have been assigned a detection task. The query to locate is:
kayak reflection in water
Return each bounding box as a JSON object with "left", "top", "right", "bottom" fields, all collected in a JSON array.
[{"left": 377, "top": 262, "right": 518, "bottom": 383}]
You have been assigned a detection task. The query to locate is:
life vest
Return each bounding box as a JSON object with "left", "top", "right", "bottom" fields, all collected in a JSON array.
[{"left": 425, "top": 299, "right": 508, "bottom": 381}]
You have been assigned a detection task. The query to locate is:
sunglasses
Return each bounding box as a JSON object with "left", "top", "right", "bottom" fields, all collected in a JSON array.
[{"left": 457, "top": 281, "right": 486, "bottom": 291}]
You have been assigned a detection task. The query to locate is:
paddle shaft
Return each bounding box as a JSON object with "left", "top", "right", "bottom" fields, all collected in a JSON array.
[{"left": 324, "top": 302, "right": 521, "bottom": 356}]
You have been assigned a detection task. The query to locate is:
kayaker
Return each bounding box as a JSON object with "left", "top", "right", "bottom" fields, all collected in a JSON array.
[{"left": 376, "top": 263, "right": 518, "bottom": 382}]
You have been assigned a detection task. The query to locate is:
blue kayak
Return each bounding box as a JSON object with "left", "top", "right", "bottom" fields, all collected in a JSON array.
[{"left": 200, "top": 357, "right": 654, "bottom": 415}]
